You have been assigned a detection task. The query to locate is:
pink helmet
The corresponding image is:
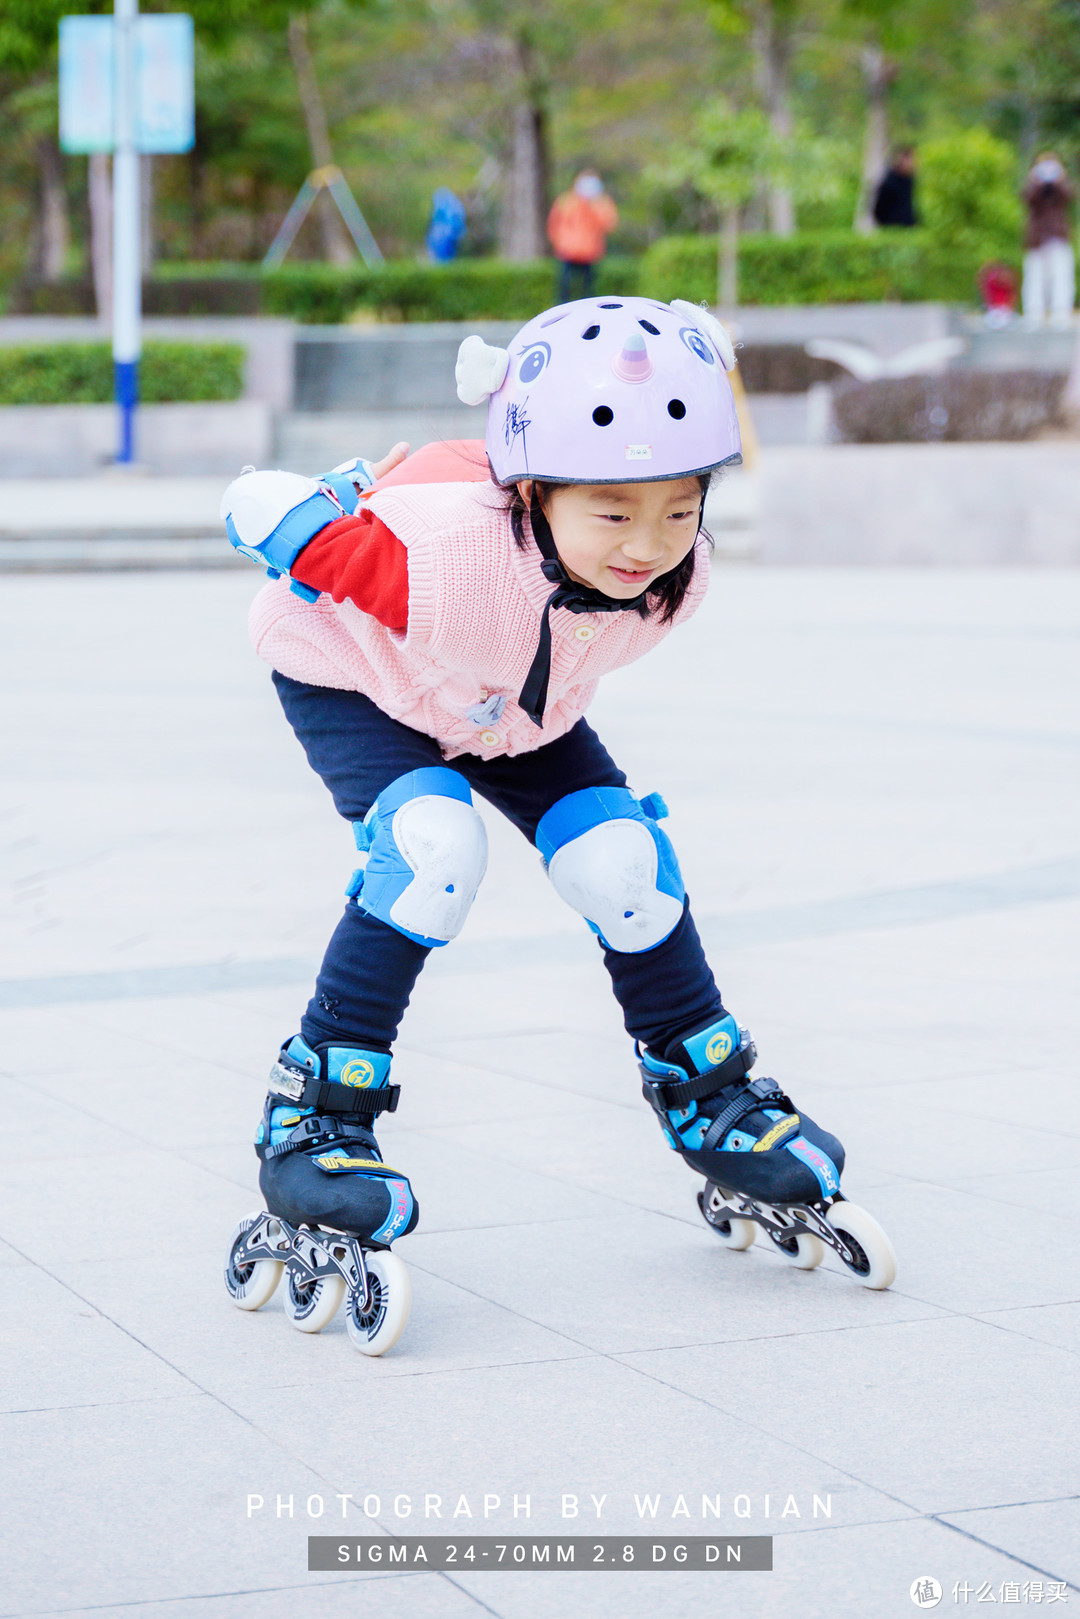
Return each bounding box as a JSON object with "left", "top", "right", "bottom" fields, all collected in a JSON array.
[{"left": 456, "top": 295, "right": 741, "bottom": 486}]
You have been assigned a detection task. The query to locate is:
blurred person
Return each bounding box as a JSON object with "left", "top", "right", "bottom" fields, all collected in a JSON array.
[
  {"left": 547, "top": 167, "right": 618, "bottom": 302},
  {"left": 426, "top": 187, "right": 467, "bottom": 264},
  {"left": 1021, "top": 153, "right": 1075, "bottom": 326},
  {"left": 872, "top": 147, "right": 918, "bottom": 227},
  {"left": 977, "top": 261, "right": 1019, "bottom": 328},
  {"left": 219, "top": 295, "right": 897, "bottom": 1353}
]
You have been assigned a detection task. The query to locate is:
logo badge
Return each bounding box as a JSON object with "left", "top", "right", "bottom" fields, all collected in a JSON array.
[
  {"left": 910, "top": 1577, "right": 942, "bottom": 1608},
  {"left": 340, "top": 1057, "right": 376, "bottom": 1089},
  {"left": 625, "top": 443, "right": 652, "bottom": 460},
  {"left": 705, "top": 1030, "right": 733, "bottom": 1066}
]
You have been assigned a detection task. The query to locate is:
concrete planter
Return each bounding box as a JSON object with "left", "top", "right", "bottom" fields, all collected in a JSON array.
[
  {"left": 0, "top": 399, "right": 271, "bottom": 476},
  {"left": 830, "top": 371, "right": 1067, "bottom": 444}
]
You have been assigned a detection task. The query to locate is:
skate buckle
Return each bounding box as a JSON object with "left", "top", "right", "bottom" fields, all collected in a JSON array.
[{"left": 268, "top": 1060, "right": 307, "bottom": 1103}]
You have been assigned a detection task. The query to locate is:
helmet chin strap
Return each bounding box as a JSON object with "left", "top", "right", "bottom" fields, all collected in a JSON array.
[
  {"left": 517, "top": 483, "right": 707, "bottom": 727},
  {"left": 517, "top": 485, "right": 647, "bottom": 728}
]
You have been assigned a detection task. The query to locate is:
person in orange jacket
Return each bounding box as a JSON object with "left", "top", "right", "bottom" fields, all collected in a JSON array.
[{"left": 547, "top": 167, "right": 618, "bottom": 302}]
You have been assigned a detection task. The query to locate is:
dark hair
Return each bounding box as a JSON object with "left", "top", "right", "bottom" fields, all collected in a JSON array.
[{"left": 504, "top": 474, "right": 714, "bottom": 624}]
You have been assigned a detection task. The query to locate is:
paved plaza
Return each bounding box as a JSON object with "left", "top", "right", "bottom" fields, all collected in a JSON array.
[{"left": 1, "top": 559, "right": 1078, "bottom": 1618}]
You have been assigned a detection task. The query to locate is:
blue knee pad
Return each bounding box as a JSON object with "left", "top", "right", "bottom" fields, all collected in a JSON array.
[
  {"left": 535, "top": 786, "right": 684, "bottom": 954},
  {"left": 348, "top": 768, "right": 488, "bottom": 948}
]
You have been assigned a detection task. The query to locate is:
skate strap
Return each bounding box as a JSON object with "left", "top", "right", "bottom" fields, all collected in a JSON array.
[
  {"left": 257, "top": 1114, "right": 381, "bottom": 1162},
  {"left": 640, "top": 1043, "right": 757, "bottom": 1112},
  {"left": 268, "top": 1059, "right": 400, "bottom": 1118},
  {"left": 699, "top": 1077, "right": 789, "bottom": 1154}
]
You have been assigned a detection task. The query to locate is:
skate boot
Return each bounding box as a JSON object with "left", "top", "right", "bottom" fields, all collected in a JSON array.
[
  {"left": 223, "top": 1037, "right": 416, "bottom": 1354},
  {"left": 640, "top": 1015, "right": 896, "bottom": 1288}
]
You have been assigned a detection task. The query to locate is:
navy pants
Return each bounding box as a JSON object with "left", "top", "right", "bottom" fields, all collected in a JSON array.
[{"left": 274, "top": 673, "right": 727, "bottom": 1057}]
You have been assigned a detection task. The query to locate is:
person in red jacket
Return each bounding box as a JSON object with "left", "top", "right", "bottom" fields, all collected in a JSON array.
[{"left": 546, "top": 168, "right": 618, "bottom": 303}]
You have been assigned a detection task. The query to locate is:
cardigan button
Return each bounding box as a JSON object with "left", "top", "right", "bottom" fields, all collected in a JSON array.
[
  {"left": 479, "top": 729, "right": 500, "bottom": 747},
  {"left": 573, "top": 623, "right": 596, "bottom": 642}
]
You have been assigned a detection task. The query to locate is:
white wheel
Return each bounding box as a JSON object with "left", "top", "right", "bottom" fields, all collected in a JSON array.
[
  {"left": 767, "top": 1226, "right": 825, "bottom": 1269},
  {"left": 282, "top": 1264, "right": 346, "bottom": 1333},
  {"left": 224, "top": 1213, "right": 284, "bottom": 1312},
  {"left": 345, "top": 1251, "right": 411, "bottom": 1357},
  {"left": 715, "top": 1217, "right": 757, "bottom": 1250},
  {"left": 826, "top": 1201, "right": 897, "bottom": 1290},
  {"left": 698, "top": 1186, "right": 756, "bottom": 1249}
]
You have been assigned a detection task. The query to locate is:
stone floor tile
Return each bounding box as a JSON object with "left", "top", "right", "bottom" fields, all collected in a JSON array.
[
  {"left": 842, "top": 1179, "right": 1077, "bottom": 1313},
  {"left": 972, "top": 1300, "right": 1080, "bottom": 1357},
  {"left": 403, "top": 1208, "right": 939, "bottom": 1355},
  {"left": 214, "top": 1353, "right": 907, "bottom": 1537},
  {"left": 56, "top": 1575, "right": 499, "bottom": 1619},
  {"left": 617, "top": 1316, "right": 1078, "bottom": 1515},
  {"left": 0, "top": 1264, "right": 194, "bottom": 1415},
  {"left": 50, "top": 1249, "right": 587, "bottom": 1394},
  {"left": 413, "top": 1028, "right": 637, "bottom": 1110},
  {"left": 2, "top": 1396, "right": 353, "bottom": 1614},
  {"left": 0, "top": 1147, "right": 263, "bottom": 1266},
  {"left": 936, "top": 1497, "right": 1079, "bottom": 1587},
  {"left": 452, "top": 1512, "right": 1057, "bottom": 1619}
]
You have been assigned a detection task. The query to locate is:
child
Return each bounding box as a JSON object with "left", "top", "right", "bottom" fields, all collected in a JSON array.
[{"left": 222, "top": 296, "right": 894, "bottom": 1351}]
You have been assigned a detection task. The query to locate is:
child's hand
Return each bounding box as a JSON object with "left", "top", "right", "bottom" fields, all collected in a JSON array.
[
  {"left": 369, "top": 441, "right": 410, "bottom": 481},
  {"left": 320, "top": 443, "right": 410, "bottom": 514}
]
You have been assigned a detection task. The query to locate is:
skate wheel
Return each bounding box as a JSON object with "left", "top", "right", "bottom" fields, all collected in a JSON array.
[
  {"left": 283, "top": 1264, "right": 346, "bottom": 1333},
  {"left": 826, "top": 1201, "right": 896, "bottom": 1290},
  {"left": 346, "top": 1251, "right": 411, "bottom": 1357},
  {"left": 224, "top": 1213, "right": 284, "bottom": 1311},
  {"left": 698, "top": 1187, "right": 756, "bottom": 1249},
  {"left": 767, "top": 1227, "right": 825, "bottom": 1269}
]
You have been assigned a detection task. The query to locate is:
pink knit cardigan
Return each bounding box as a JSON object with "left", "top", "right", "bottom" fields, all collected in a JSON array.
[{"left": 249, "top": 477, "right": 709, "bottom": 760}]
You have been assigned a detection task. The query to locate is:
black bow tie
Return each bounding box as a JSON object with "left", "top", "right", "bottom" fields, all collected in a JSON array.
[{"left": 518, "top": 489, "right": 646, "bottom": 727}]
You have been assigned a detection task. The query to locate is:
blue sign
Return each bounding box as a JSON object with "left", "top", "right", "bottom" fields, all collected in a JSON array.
[{"left": 59, "top": 14, "right": 195, "bottom": 155}]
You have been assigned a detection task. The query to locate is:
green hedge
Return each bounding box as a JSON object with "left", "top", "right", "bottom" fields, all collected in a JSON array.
[
  {"left": 0, "top": 341, "right": 246, "bottom": 405},
  {"left": 260, "top": 255, "right": 641, "bottom": 323},
  {"left": 638, "top": 230, "right": 1013, "bottom": 306}
]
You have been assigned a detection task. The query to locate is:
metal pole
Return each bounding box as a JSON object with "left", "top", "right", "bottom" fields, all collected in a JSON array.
[{"left": 112, "top": 0, "right": 140, "bottom": 464}]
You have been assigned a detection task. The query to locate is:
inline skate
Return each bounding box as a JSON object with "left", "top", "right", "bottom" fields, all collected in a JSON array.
[
  {"left": 641, "top": 1015, "right": 896, "bottom": 1289},
  {"left": 223, "top": 1037, "right": 417, "bottom": 1355}
]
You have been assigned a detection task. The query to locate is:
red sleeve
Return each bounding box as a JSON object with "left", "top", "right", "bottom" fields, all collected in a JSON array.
[{"left": 289, "top": 507, "right": 409, "bottom": 632}]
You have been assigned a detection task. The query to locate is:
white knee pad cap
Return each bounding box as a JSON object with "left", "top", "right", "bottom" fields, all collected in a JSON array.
[
  {"left": 388, "top": 794, "right": 487, "bottom": 942},
  {"left": 354, "top": 768, "right": 488, "bottom": 948}
]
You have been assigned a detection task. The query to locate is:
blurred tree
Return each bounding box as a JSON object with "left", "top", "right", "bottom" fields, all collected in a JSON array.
[
  {"left": 0, "top": 0, "right": 1065, "bottom": 287},
  {"left": 0, "top": 0, "right": 109, "bottom": 284},
  {"left": 918, "top": 126, "right": 1022, "bottom": 254},
  {"left": 451, "top": 0, "right": 617, "bottom": 260},
  {"left": 838, "top": 0, "right": 977, "bottom": 231},
  {"left": 657, "top": 99, "right": 785, "bottom": 303},
  {"left": 707, "top": 0, "right": 820, "bottom": 236}
]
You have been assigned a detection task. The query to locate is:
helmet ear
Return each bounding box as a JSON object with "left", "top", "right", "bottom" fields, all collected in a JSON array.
[
  {"left": 456, "top": 335, "right": 511, "bottom": 405},
  {"left": 670, "top": 300, "right": 736, "bottom": 372}
]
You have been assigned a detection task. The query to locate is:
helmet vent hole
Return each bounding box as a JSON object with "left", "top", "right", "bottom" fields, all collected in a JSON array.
[
  {"left": 639, "top": 320, "right": 660, "bottom": 335},
  {"left": 667, "top": 398, "right": 686, "bottom": 419},
  {"left": 592, "top": 406, "right": 614, "bottom": 426},
  {"left": 541, "top": 311, "right": 569, "bottom": 327},
  {"left": 582, "top": 324, "right": 600, "bottom": 340},
  {"left": 599, "top": 302, "right": 623, "bottom": 308}
]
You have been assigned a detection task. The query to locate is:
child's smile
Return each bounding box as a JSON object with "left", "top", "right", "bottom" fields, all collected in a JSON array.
[{"left": 526, "top": 477, "right": 703, "bottom": 599}]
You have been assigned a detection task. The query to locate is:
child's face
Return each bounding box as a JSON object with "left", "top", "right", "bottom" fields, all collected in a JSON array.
[{"left": 534, "top": 477, "right": 702, "bottom": 598}]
